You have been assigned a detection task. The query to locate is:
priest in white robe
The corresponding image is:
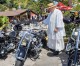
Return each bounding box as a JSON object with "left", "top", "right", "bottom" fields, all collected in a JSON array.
[{"left": 43, "top": 3, "right": 66, "bottom": 54}]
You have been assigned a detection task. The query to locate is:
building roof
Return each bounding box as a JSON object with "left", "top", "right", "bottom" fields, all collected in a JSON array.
[{"left": 0, "top": 9, "right": 27, "bottom": 16}]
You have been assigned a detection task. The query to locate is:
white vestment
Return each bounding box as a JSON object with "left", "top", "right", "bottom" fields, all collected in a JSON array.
[{"left": 43, "top": 8, "right": 66, "bottom": 51}]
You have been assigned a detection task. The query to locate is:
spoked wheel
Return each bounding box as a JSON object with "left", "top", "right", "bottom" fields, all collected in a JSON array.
[
  {"left": 30, "top": 54, "right": 39, "bottom": 61},
  {"left": 30, "top": 50, "right": 39, "bottom": 61},
  {"left": 15, "top": 59, "right": 24, "bottom": 66}
]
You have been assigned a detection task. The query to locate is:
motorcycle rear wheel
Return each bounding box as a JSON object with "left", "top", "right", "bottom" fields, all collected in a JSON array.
[{"left": 15, "top": 60, "right": 24, "bottom": 66}]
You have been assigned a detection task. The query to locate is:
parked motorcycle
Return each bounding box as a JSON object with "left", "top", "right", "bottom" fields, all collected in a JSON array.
[
  {"left": 65, "top": 11, "right": 80, "bottom": 66},
  {"left": 0, "top": 24, "right": 22, "bottom": 57},
  {"left": 15, "top": 29, "right": 43, "bottom": 66},
  {"left": 63, "top": 11, "right": 80, "bottom": 24},
  {"left": 0, "top": 31, "right": 16, "bottom": 57}
]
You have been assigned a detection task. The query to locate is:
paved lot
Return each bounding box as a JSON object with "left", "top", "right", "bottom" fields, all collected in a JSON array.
[{"left": 0, "top": 48, "right": 68, "bottom": 66}]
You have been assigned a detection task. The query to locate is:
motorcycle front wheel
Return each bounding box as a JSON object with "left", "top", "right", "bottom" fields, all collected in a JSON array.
[{"left": 15, "top": 59, "right": 24, "bottom": 66}]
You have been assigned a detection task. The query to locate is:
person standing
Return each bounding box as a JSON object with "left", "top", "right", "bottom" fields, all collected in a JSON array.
[{"left": 43, "top": 3, "right": 66, "bottom": 55}]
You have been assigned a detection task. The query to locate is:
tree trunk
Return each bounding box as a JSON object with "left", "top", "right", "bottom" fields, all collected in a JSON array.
[
  {"left": 62, "top": 0, "right": 64, "bottom": 2},
  {"left": 61, "top": 0, "right": 65, "bottom": 2},
  {"left": 68, "top": 0, "right": 72, "bottom": 7}
]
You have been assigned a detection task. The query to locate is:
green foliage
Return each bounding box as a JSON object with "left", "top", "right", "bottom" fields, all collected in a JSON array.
[
  {"left": 27, "top": 0, "right": 51, "bottom": 14},
  {"left": 27, "top": 1, "right": 40, "bottom": 13},
  {"left": 65, "top": 23, "right": 74, "bottom": 37},
  {"left": 6, "top": 0, "right": 14, "bottom": 8},
  {"left": 0, "top": 4, "right": 8, "bottom": 11},
  {"left": 0, "top": 16, "right": 9, "bottom": 27},
  {"left": 72, "top": 4, "right": 80, "bottom": 11},
  {"left": 78, "top": 0, "right": 80, "bottom": 2},
  {"left": 13, "top": 0, "right": 28, "bottom": 9},
  {"left": 0, "top": 0, "right": 52, "bottom": 14},
  {"left": 61, "top": 0, "right": 68, "bottom": 5},
  {"left": 63, "top": 11, "right": 70, "bottom": 16}
]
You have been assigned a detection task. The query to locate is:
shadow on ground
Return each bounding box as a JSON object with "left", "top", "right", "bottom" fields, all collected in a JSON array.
[
  {"left": 57, "top": 52, "right": 68, "bottom": 66},
  {"left": 47, "top": 51, "right": 68, "bottom": 66}
]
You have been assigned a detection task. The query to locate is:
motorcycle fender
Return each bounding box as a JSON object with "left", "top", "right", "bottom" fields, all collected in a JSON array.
[{"left": 17, "top": 46, "right": 27, "bottom": 59}]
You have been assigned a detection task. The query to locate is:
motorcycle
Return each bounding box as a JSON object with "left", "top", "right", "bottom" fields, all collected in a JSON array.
[
  {"left": 66, "top": 26, "right": 80, "bottom": 66},
  {"left": 63, "top": 11, "right": 80, "bottom": 24},
  {"left": 0, "top": 30, "right": 16, "bottom": 57},
  {"left": 0, "top": 24, "right": 22, "bottom": 57},
  {"left": 65, "top": 11, "right": 80, "bottom": 66},
  {"left": 15, "top": 29, "right": 43, "bottom": 66}
]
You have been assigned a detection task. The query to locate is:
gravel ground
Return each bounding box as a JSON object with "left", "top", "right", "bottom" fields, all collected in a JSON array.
[{"left": 0, "top": 49, "right": 68, "bottom": 66}]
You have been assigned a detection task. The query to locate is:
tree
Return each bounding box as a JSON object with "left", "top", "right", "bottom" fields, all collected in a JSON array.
[
  {"left": 0, "top": 4, "right": 8, "bottom": 11},
  {"left": 0, "top": 16, "right": 9, "bottom": 27},
  {"left": 27, "top": 0, "right": 51, "bottom": 14},
  {"left": 5, "top": 0, "right": 14, "bottom": 8},
  {"left": 68, "top": 0, "right": 72, "bottom": 7},
  {"left": 62, "top": 0, "right": 65, "bottom": 2},
  {"left": 13, "top": 0, "right": 28, "bottom": 8}
]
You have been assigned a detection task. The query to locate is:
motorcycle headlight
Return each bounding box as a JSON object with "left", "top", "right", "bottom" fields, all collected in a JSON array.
[
  {"left": 74, "top": 32, "right": 78, "bottom": 36},
  {"left": 33, "top": 38, "right": 37, "bottom": 42},
  {"left": 1, "top": 50, "right": 4, "bottom": 54}
]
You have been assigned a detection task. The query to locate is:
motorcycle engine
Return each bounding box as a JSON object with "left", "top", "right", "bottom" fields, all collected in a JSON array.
[{"left": 29, "top": 34, "right": 42, "bottom": 60}]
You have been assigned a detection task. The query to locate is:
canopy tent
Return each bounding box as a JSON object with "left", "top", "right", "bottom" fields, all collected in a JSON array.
[{"left": 0, "top": 9, "right": 27, "bottom": 16}]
